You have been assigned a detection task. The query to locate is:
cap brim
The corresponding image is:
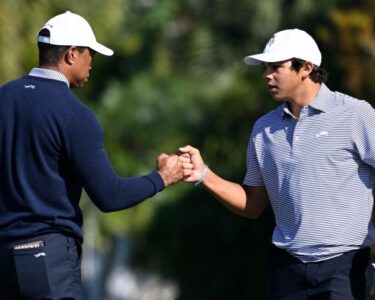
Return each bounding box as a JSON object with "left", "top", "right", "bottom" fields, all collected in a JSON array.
[
  {"left": 90, "top": 42, "right": 114, "bottom": 56},
  {"left": 244, "top": 53, "right": 293, "bottom": 65}
]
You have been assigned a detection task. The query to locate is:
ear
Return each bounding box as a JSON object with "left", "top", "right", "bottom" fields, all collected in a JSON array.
[
  {"left": 301, "top": 61, "right": 314, "bottom": 80},
  {"left": 64, "top": 47, "right": 78, "bottom": 65}
]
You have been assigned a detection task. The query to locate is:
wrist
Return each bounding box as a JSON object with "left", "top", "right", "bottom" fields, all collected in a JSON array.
[
  {"left": 194, "top": 164, "right": 209, "bottom": 186},
  {"left": 157, "top": 170, "right": 170, "bottom": 187}
]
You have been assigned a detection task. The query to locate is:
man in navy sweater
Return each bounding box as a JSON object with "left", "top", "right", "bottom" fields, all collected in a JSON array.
[{"left": 0, "top": 11, "right": 188, "bottom": 299}]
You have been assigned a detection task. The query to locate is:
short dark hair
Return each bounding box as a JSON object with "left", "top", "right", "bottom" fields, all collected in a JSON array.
[
  {"left": 291, "top": 58, "right": 328, "bottom": 83},
  {"left": 37, "top": 29, "right": 86, "bottom": 67}
]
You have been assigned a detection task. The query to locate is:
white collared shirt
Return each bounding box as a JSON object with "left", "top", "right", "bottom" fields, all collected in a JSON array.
[{"left": 29, "top": 68, "right": 69, "bottom": 87}]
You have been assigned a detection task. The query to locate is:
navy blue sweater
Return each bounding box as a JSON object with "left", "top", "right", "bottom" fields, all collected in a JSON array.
[{"left": 0, "top": 75, "right": 164, "bottom": 242}]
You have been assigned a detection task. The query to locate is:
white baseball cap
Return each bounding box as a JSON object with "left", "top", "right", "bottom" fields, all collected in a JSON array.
[
  {"left": 244, "top": 29, "right": 321, "bottom": 66},
  {"left": 37, "top": 11, "right": 113, "bottom": 56}
]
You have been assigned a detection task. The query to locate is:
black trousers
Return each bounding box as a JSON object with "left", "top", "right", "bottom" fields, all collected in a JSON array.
[
  {"left": 0, "top": 233, "right": 84, "bottom": 300},
  {"left": 268, "top": 245, "right": 374, "bottom": 300}
]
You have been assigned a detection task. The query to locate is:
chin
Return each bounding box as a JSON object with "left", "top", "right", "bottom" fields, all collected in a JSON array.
[
  {"left": 270, "top": 93, "right": 284, "bottom": 101},
  {"left": 71, "top": 83, "right": 85, "bottom": 89}
]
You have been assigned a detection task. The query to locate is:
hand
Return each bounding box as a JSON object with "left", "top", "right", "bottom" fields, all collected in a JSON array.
[
  {"left": 178, "top": 145, "right": 206, "bottom": 183},
  {"left": 157, "top": 153, "right": 185, "bottom": 187}
]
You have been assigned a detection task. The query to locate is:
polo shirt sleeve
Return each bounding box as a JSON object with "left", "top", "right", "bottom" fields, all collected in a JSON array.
[
  {"left": 65, "top": 108, "right": 164, "bottom": 212},
  {"left": 243, "top": 129, "right": 265, "bottom": 186},
  {"left": 353, "top": 100, "right": 375, "bottom": 168}
]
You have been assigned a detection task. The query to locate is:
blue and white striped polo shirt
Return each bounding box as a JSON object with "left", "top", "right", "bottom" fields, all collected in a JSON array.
[{"left": 243, "top": 84, "right": 375, "bottom": 263}]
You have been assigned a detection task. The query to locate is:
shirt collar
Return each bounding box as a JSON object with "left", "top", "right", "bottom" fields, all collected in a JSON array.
[
  {"left": 281, "top": 83, "right": 333, "bottom": 119},
  {"left": 29, "top": 68, "right": 69, "bottom": 87},
  {"left": 308, "top": 84, "right": 333, "bottom": 112}
]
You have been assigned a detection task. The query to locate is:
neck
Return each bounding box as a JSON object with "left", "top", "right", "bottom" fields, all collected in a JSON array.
[
  {"left": 39, "top": 63, "right": 71, "bottom": 86},
  {"left": 39, "top": 63, "right": 63, "bottom": 73},
  {"left": 288, "top": 81, "right": 321, "bottom": 118}
]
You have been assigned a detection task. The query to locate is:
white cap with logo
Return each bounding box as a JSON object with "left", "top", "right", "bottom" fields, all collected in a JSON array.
[
  {"left": 244, "top": 29, "right": 321, "bottom": 67},
  {"left": 37, "top": 11, "right": 114, "bottom": 56}
]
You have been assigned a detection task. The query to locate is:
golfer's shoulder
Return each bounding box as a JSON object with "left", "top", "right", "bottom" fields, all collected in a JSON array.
[
  {"left": 0, "top": 75, "right": 28, "bottom": 91},
  {"left": 253, "top": 105, "right": 283, "bottom": 130}
]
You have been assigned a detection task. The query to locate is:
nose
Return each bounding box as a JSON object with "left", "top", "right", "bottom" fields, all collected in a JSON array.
[{"left": 263, "top": 67, "right": 272, "bottom": 81}]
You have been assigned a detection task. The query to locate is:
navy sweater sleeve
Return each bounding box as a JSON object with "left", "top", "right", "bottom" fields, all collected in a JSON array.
[
  {"left": 65, "top": 107, "right": 165, "bottom": 212},
  {"left": 0, "top": 76, "right": 166, "bottom": 242}
]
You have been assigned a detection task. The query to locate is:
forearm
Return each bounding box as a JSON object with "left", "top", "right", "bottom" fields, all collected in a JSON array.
[
  {"left": 66, "top": 111, "right": 166, "bottom": 212},
  {"left": 179, "top": 145, "right": 268, "bottom": 218},
  {"left": 201, "top": 169, "right": 249, "bottom": 217},
  {"left": 85, "top": 171, "right": 164, "bottom": 212}
]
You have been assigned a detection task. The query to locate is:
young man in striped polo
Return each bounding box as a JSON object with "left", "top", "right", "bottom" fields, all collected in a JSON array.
[{"left": 179, "top": 29, "right": 375, "bottom": 299}]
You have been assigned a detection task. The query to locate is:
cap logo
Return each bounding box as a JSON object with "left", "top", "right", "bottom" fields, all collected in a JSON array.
[{"left": 266, "top": 35, "right": 276, "bottom": 48}]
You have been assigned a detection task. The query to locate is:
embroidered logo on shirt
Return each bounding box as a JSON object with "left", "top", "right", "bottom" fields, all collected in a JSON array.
[
  {"left": 24, "top": 85, "right": 35, "bottom": 89},
  {"left": 316, "top": 131, "right": 329, "bottom": 138}
]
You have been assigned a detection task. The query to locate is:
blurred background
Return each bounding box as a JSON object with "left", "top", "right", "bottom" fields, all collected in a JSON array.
[{"left": 1, "top": 0, "right": 375, "bottom": 299}]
